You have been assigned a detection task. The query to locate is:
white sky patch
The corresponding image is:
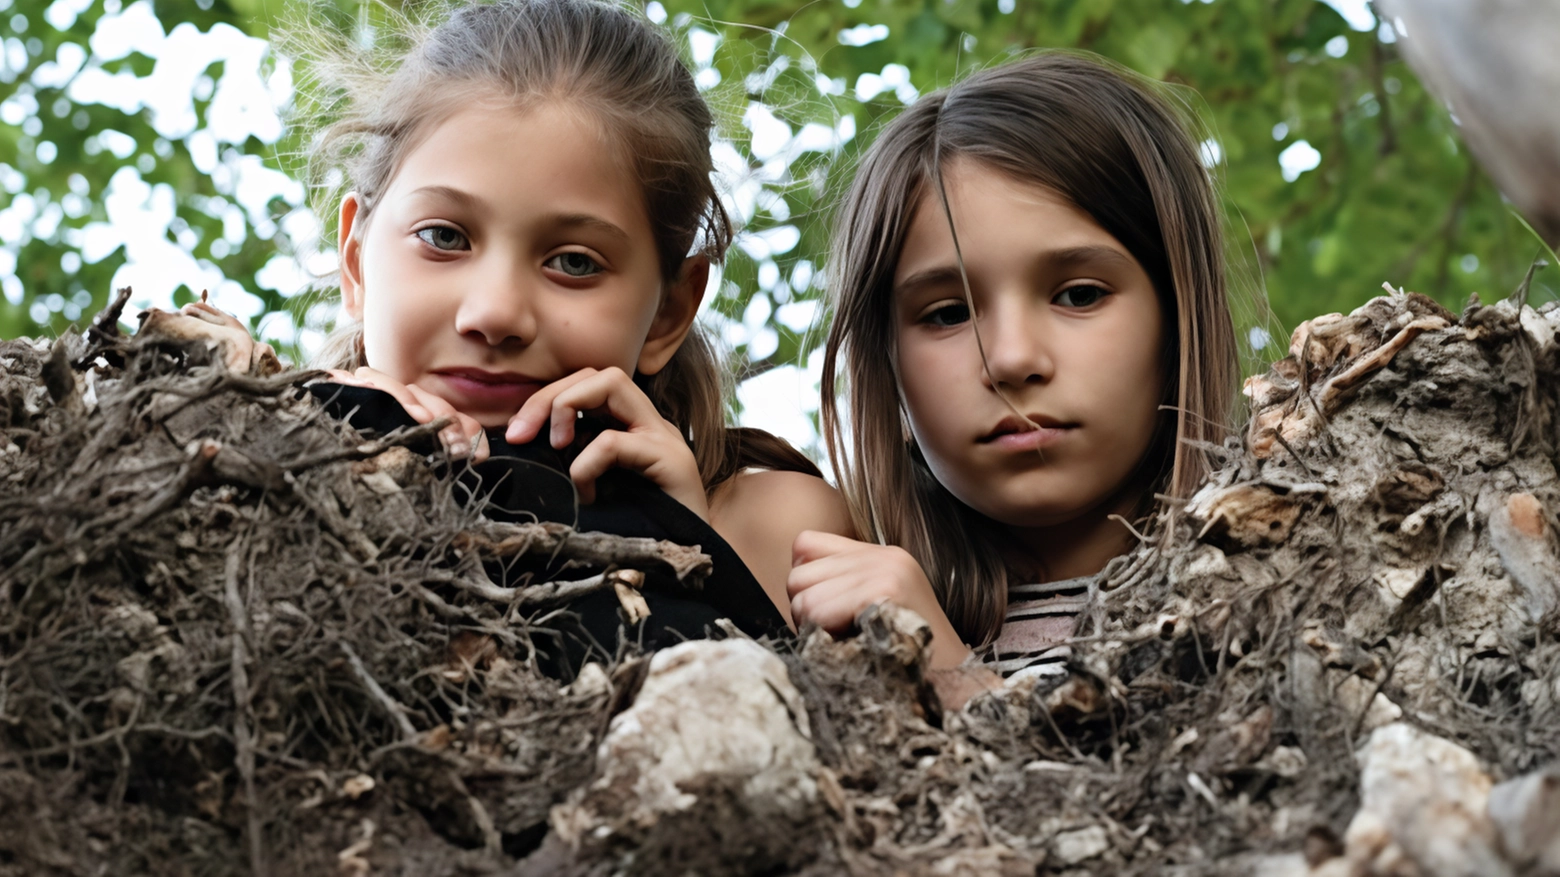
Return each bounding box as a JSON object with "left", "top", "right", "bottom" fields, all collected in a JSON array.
[
  {"left": 855, "top": 63, "right": 917, "bottom": 104},
  {"left": 1198, "top": 138, "right": 1223, "bottom": 168},
  {"left": 45, "top": 0, "right": 96, "bottom": 31},
  {"left": 737, "top": 351, "right": 826, "bottom": 462},
  {"left": 1279, "top": 139, "right": 1322, "bottom": 182},
  {"left": 1317, "top": 0, "right": 1376, "bottom": 32},
  {"left": 743, "top": 102, "right": 792, "bottom": 161},
  {"left": 686, "top": 27, "right": 719, "bottom": 68},
  {"left": 776, "top": 299, "right": 819, "bottom": 332},
  {"left": 81, "top": 166, "right": 224, "bottom": 312},
  {"left": 735, "top": 225, "right": 800, "bottom": 261},
  {"left": 838, "top": 23, "right": 889, "bottom": 47}
]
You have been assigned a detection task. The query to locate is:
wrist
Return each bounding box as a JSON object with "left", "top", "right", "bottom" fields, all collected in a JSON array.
[{"left": 927, "top": 622, "right": 973, "bottom": 670}]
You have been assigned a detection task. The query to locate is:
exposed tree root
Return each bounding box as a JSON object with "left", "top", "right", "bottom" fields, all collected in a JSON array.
[{"left": 4, "top": 287, "right": 1560, "bottom": 875}]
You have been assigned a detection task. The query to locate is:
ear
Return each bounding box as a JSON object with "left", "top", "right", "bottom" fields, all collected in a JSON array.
[
  {"left": 338, "top": 193, "right": 368, "bottom": 321},
  {"left": 637, "top": 255, "right": 710, "bottom": 376}
]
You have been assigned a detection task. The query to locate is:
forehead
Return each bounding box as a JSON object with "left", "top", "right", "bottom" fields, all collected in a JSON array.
[
  {"left": 897, "top": 159, "right": 1119, "bottom": 266},
  {"left": 383, "top": 100, "right": 648, "bottom": 227}
]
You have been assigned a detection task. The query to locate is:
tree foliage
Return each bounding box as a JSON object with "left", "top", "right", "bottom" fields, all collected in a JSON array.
[{"left": 2, "top": 0, "right": 1554, "bottom": 380}]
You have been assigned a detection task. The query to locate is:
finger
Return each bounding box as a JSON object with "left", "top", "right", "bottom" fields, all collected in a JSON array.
[
  {"left": 506, "top": 369, "right": 597, "bottom": 444},
  {"left": 406, "top": 383, "right": 478, "bottom": 458},
  {"left": 792, "top": 583, "right": 885, "bottom": 634},
  {"left": 791, "top": 529, "right": 869, "bottom": 568},
  {"left": 349, "top": 367, "right": 433, "bottom": 422},
  {"left": 323, "top": 368, "right": 366, "bottom": 386},
  {"left": 545, "top": 368, "right": 667, "bottom": 449},
  {"left": 179, "top": 301, "right": 244, "bottom": 329},
  {"left": 568, "top": 429, "right": 706, "bottom": 516},
  {"left": 786, "top": 551, "right": 874, "bottom": 598}
]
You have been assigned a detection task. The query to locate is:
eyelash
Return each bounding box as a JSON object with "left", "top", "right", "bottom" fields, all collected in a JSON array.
[
  {"left": 413, "top": 226, "right": 606, "bottom": 281},
  {"left": 1053, "top": 285, "right": 1110, "bottom": 308},
  {"left": 544, "top": 252, "right": 604, "bottom": 278},
  {"left": 415, "top": 225, "right": 469, "bottom": 252},
  {"left": 920, "top": 301, "right": 971, "bottom": 327},
  {"left": 918, "top": 284, "right": 1111, "bottom": 326}
]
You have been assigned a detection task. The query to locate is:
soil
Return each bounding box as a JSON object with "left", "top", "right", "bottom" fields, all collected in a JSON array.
[{"left": 3, "top": 284, "right": 1559, "bottom": 875}]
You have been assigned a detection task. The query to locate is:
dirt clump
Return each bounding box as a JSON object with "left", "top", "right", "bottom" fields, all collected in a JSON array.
[{"left": 5, "top": 285, "right": 1560, "bottom": 875}]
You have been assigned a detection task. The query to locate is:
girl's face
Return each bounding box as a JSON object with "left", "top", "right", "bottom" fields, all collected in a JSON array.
[
  {"left": 338, "top": 101, "right": 703, "bottom": 427},
  {"left": 892, "top": 159, "right": 1166, "bottom": 531}
]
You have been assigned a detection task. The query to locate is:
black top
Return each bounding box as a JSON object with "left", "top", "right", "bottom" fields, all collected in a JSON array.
[{"left": 308, "top": 383, "right": 789, "bottom": 679}]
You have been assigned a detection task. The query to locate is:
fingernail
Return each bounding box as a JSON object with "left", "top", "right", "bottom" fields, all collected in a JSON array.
[{"left": 551, "top": 423, "right": 565, "bottom": 447}]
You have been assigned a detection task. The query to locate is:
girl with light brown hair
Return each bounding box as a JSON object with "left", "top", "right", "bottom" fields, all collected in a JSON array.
[
  {"left": 183, "top": 0, "right": 853, "bottom": 647},
  {"left": 788, "top": 52, "right": 1239, "bottom": 687}
]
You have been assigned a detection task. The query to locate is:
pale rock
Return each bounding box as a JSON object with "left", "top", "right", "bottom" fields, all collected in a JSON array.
[
  {"left": 548, "top": 639, "right": 821, "bottom": 868},
  {"left": 1052, "top": 824, "right": 1110, "bottom": 865},
  {"left": 1344, "top": 723, "right": 1510, "bottom": 877},
  {"left": 1250, "top": 852, "right": 1309, "bottom": 877},
  {"left": 1487, "top": 492, "right": 1560, "bottom": 622},
  {"left": 1335, "top": 675, "right": 1404, "bottom": 733},
  {"left": 1487, "top": 764, "right": 1560, "bottom": 872}
]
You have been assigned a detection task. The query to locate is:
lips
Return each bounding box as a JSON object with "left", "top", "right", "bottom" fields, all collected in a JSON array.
[
  {"left": 979, "top": 413, "right": 1077, "bottom": 451},
  {"left": 430, "top": 367, "right": 546, "bottom": 412}
]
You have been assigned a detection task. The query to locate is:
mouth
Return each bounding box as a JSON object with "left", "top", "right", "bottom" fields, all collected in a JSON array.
[
  {"left": 433, "top": 367, "right": 542, "bottom": 385},
  {"left": 979, "top": 413, "right": 1077, "bottom": 450},
  {"left": 429, "top": 368, "right": 547, "bottom": 415}
]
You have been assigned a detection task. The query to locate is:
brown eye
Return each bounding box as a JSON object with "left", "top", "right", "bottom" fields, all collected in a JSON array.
[
  {"left": 546, "top": 252, "right": 603, "bottom": 277},
  {"left": 1054, "top": 285, "right": 1108, "bottom": 308},
  {"left": 416, "top": 226, "right": 469, "bottom": 251},
  {"left": 922, "top": 302, "right": 970, "bottom": 327}
]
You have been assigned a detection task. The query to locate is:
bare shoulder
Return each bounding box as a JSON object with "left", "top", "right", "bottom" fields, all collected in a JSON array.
[
  {"left": 710, "top": 469, "right": 855, "bottom": 539},
  {"left": 708, "top": 469, "right": 856, "bottom": 629}
]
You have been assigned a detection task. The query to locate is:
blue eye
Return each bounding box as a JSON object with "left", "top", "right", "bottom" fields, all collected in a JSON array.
[
  {"left": 416, "top": 226, "right": 469, "bottom": 251},
  {"left": 1054, "top": 285, "right": 1108, "bottom": 308},
  {"left": 546, "top": 252, "right": 603, "bottom": 277},
  {"left": 921, "top": 302, "right": 971, "bottom": 327}
]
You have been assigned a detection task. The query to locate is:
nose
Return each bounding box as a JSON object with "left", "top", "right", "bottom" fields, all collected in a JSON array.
[
  {"left": 979, "top": 295, "right": 1054, "bottom": 390},
  {"left": 453, "top": 260, "right": 536, "bottom": 349}
]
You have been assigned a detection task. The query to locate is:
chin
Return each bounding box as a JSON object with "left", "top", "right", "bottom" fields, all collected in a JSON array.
[{"left": 958, "top": 471, "right": 1122, "bottom": 528}]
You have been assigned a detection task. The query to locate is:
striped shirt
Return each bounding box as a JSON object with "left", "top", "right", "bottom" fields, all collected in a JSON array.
[{"left": 985, "top": 575, "right": 1096, "bottom": 680}]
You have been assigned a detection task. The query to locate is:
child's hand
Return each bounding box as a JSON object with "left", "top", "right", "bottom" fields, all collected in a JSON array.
[
  {"left": 504, "top": 367, "right": 707, "bottom": 520},
  {"left": 162, "top": 301, "right": 281, "bottom": 375},
  {"left": 323, "top": 366, "right": 490, "bottom": 462},
  {"left": 787, "top": 530, "right": 972, "bottom": 669}
]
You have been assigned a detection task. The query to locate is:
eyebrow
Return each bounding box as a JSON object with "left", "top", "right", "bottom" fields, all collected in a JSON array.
[
  {"left": 894, "top": 244, "right": 1136, "bottom": 295},
  {"left": 550, "top": 213, "right": 631, "bottom": 243},
  {"left": 405, "top": 188, "right": 630, "bottom": 243},
  {"left": 1046, "top": 244, "right": 1136, "bottom": 271},
  {"left": 408, "top": 185, "right": 482, "bottom": 209},
  {"left": 894, "top": 265, "right": 965, "bottom": 296}
]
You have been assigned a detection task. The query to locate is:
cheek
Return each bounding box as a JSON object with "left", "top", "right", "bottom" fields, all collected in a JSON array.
[
  {"left": 543, "top": 291, "right": 657, "bottom": 372},
  {"left": 896, "top": 335, "right": 978, "bottom": 473},
  {"left": 1088, "top": 303, "right": 1168, "bottom": 453}
]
